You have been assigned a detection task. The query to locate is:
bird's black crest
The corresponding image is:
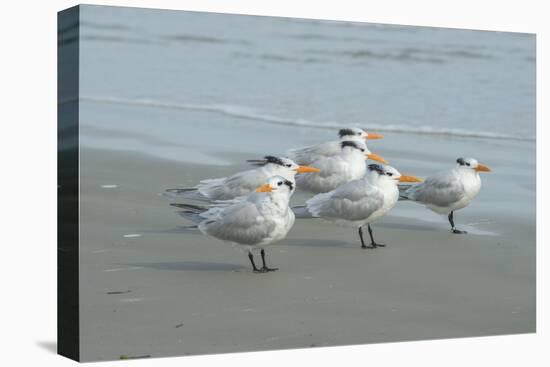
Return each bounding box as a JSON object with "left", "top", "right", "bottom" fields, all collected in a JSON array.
[
  {"left": 456, "top": 157, "right": 466, "bottom": 166},
  {"left": 284, "top": 179, "right": 294, "bottom": 191},
  {"left": 247, "top": 155, "right": 285, "bottom": 167},
  {"left": 338, "top": 128, "right": 357, "bottom": 138},
  {"left": 340, "top": 141, "right": 364, "bottom": 151},
  {"left": 368, "top": 164, "right": 385, "bottom": 174},
  {"left": 264, "top": 156, "right": 285, "bottom": 166}
]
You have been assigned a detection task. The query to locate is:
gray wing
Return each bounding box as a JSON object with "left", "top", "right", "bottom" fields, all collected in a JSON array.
[
  {"left": 406, "top": 170, "right": 464, "bottom": 207},
  {"left": 307, "top": 180, "right": 384, "bottom": 221},
  {"left": 197, "top": 168, "right": 268, "bottom": 200},
  {"left": 287, "top": 140, "right": 340, "bottom": 165},
  {"left": 199, "top": 200, "right": 275, "bottom": 245},
  {"left": 296, "top": 156, "right": 352, "bottom": 193}
]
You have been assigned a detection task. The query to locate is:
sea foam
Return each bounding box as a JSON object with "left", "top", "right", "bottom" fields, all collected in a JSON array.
[{"left": 75, "top": 96, "right": 535, "bottom": 142}]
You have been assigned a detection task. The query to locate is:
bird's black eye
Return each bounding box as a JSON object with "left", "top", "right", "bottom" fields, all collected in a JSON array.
[
  {"left": 285, "top": 164, "right": 291, "bottom": 168},
  {"left": 466, "top": 162, "right": 470, "bottom": 166},
  {"left": 387, "top": 172, "right": 393, "bottom": 177},
  {"left": 357, "top": 132, "right": 362, "bottom": 136},
  {"left": 277, "top": 182, "right": 282, "bottom": 186},
  {"left": 361, "top": 149, "right": 365, "bottom": 152}
]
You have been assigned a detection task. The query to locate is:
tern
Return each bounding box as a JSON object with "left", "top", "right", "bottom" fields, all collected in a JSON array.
[
  {"left": 172, "top": 176, "right": 296, "bottom": 273},
  {"left": 166, "top": 156, "right": 319, "bottom": 202},
  {"left": 400, "top": 157, "right": 491, "bottom": 234},
  {"left": 295, "top": 164, "right": 421, "bottom": 248},
  {"left": 287, "top": 127, "right": 384, "bottom": 165},
  {"left": 295, "top": 140, "right": 388, "bottom": 193}
]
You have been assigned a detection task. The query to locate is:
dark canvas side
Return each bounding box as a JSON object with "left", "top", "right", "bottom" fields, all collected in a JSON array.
[{"left": 57, "top": 5, "right": 80, "bottom": 362}]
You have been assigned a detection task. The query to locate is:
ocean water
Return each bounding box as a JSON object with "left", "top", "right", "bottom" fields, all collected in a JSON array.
[{"left": 72, "top": 5, "right": 536, "bottom": 164}]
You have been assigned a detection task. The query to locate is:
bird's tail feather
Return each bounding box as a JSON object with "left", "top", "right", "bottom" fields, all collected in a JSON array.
[
  {"left": 175, "top": 211, "right": 204, "bottom": 224},
  {"left": 166, "top": 188, "right": 195, "bottom": 194},
  {"left": 180, "top": 224, "right": 199, "bottom": 229},
  {"left": 292, "top": 205, "right": 315, "bottom": 219},
  {"left": 246, "top": 159, "right": 268, "bottom": 167},
  {"left": 163, "top": 188, "right": 210, "bottom": 202},
  {"left": 398, "top": 184, "right": 412, "bottom": 201},
  {"left": 170, "top": 203, "right": 209, "bottom": 224},
  {"left": 170, "top": 203, "right": 207, "bottom": 212}
]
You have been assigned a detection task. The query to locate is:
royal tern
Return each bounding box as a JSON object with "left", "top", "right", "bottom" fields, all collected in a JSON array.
[
  {"left": 172, "top": 176, "right": 296, "bottom": 272},
  {"left": 287, "top": 127, "right": 384, "bottom": 165},
  {"left": 401, "top": 157, "right": 491, "bottom": 234},
  {"left": 295, "top": 140, "right": 388, "bottom": 193},
  {"left": 295, "top": 164, "right": 421, "bottom": 248},
  {"left": 166, "top": 156, "right": 319, "bottom": 202}
]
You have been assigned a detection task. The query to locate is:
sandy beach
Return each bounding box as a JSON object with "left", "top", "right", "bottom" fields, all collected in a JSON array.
[{"left": 78, "top": 140, "right": 535, "bottom": 361}]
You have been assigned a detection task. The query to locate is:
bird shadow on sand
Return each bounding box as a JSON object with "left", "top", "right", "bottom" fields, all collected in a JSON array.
[
  {"left": 125, "top": 261, "right": 247, "bottom": 272},
  {"left": 35, "top": 340, "right": 56, "bottom": 354},
  {"left": 376, "top": 221, "right": 497, "bottom": 236},
  {"left": 375, "top": 222, "right": 443, "bottom": 232},
  {"left": 283, "top": 238, "right": 357, "bottom": 248}
]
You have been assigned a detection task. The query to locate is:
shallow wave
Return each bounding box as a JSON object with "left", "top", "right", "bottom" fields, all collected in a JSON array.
[{"left": 79, "top": 96, "right": 534, "bottom": 142}]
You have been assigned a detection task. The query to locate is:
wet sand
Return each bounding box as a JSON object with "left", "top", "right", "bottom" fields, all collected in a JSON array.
[{"left": 78, "top": 141, "right": 535, "bottom": 361}]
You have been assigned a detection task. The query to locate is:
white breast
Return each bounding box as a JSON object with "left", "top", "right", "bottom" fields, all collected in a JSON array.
[
  {"left": 452, "top": 170, "right": 481, "bottom": 211},
  {"left": 255, "top": 195, "right": 294, "bottom": 247},
  {"left": 365, "top": 181, "right": 399, "bottom": 224}
]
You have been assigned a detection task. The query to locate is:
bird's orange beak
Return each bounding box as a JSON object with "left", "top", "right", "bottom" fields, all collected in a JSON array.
[
  {"left": 366, "top": 153, "right": 388, "bottom": 164},
  {"left": 255, "top": 183, "right": 273, "bottom": 192},
  {"left": 294, "top": 165, "right": 321, "bottom": 173},
  {"left": 475, "top": 163, "right": 491, "bottom": 172},
  {"left": 365, "top": 132, "right": 384, "bottom": 140},
  {"left": 399, "top": 175, "right": 423, "bottom": 183}
]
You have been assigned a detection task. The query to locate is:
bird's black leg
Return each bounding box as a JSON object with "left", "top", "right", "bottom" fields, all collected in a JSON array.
[
  {"left": 248, "top": 252, "right": 261, "bottom": 272},
  {"left": 260, "top": 249, "right": 278, "bottom": 272},
  {"left": 448, "top": 211, "right": 467, "bottom": 234},
  {"left": 359, "top": 226, "right": 370, "bottom": 249},
  {"left": 367, "top": 224, "right": 386, "bottom": 247}
]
